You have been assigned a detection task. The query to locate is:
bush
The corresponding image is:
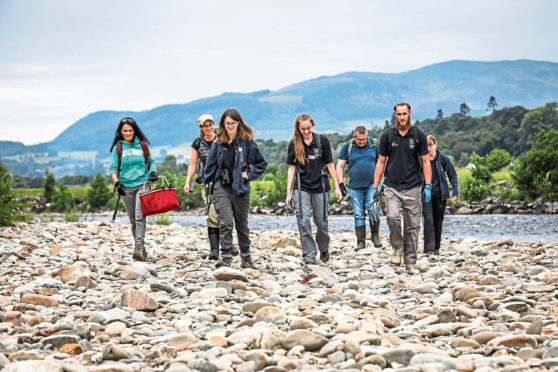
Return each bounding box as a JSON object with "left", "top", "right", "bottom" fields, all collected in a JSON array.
[
  {"left": 148, "top": 213, "right": 174, "bottom": 225},
  {"left": 85, "top": 173, "right": 112, "bottom": 210},
  {"left": 64, "top": 207, "right": 81, "bottom": 222},
  {"left": 107, "top": 195, "right": 125, "bottom": 212},
  {"left": 469, "top": 153, "right": 491, "bottom": 183},
  {"left": 461, "top": 177, "right": 491, "bottom": 201},
  {"left": 0, "top": 163, "right": 27, "bottom": 226},
  {"left": 51, "top": 182, "right": 74, "bottom": 212},
  {"left": 486, "top": 149, "right": 511, "bottom": 172}
]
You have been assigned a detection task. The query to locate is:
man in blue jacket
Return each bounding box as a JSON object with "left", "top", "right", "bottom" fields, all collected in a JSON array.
[{"left": 336, "top": 126, "right": 382, "bottom": 250}]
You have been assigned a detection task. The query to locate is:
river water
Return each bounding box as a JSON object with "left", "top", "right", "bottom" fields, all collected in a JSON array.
[{"left": 91, "top": 214, "right": 558, "bottom": 243}]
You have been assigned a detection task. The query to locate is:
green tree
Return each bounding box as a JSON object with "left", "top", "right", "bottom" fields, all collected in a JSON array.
[
  {"left": 85, "top": 173, "right": 112, "bottom": 209},
  {"left": 44, "top": 170, "right": 55, "bottom": 203},
  {"left": 511, "top": 126, "right": 558, "bottom": 199},
  {"left": 51, "top": 181, "right": 74, "bottom": 212},
  {"left": 487, "top": 96, "right": 498, "bottom": 113},
  {"left": 0, "top": 163, "right": 26, "bottom": 226},
  {"left": 436, "top": 109, "right": 443, "bottom": 120},
  {"left": 485, "top": 149, "right": 511, "bottom": 172},
  {"left": 460, "top": 102, "right": 471, "bottom": 116}
]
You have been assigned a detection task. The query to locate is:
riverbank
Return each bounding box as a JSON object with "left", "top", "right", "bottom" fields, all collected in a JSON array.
[{"left": 0, "top": 221, "right": 557, "bottom": 371}]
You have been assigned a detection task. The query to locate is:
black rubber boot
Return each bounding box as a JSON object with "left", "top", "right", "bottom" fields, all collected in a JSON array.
[
  {"left": 370, "top": 220, "right": 382, "bottom": 248},
  {"left": 319, "top": 250, "right": 329, "bottom": 263},
  {"left": 208, "top": 227, "right": 220, "bottom": 260},
  {"left": 231, "top": 245, "right": 239, "bottom": 256},
  {"left": 355, "top": 225, "right": 366, "bottom": 251},
  {"left": 240, "top": 255, "right": 255, "bottom": 269}
]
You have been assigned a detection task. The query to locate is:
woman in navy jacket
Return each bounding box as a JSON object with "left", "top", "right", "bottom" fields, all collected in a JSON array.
[
  {"left": 422, "top": 135, "right": 459, "bottom": 255},
  {"left": 204, "top": 108, "right": 268, "bottom": 268}
]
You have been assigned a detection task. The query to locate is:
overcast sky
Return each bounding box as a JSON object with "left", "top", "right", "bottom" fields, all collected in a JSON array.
[{"left": 1, "top": 0, "right": 557, "bottom": 145}]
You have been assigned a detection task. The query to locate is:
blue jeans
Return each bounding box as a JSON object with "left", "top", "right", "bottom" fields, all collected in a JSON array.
[{"left": 349, "top": 184, "right": 378, "bottom": 227}]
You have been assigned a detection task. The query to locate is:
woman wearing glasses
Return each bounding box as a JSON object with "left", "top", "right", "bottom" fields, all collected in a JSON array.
[
  {"left": 109, "top": 117, "right": 158, "bottom": 261},
  {"left": 204, "top": 108, "right": 268, "bottom": 268},
  {"left": 183, "top": 114, "right": 238, "bottom": 260},
  {"left": 286, "top": 114, "right": 342, "bottom": 274}
]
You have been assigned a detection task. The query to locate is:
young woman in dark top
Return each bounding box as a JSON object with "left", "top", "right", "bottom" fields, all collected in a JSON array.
[
  {"left": 204, "top": 109, "right": 268, "bottom": 268},
  {"left": 285, "top": 113, "right": 342, "bottom": 274},
  {"left": 422, "top": 135, "right": 459, "bottom": 256}
]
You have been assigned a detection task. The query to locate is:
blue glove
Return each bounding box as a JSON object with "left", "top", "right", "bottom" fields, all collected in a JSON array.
[
  {"left": 372, "top": 186, "right": 379, "bottom": 201},
  {"left": 424, "top": 185, "right": 432, "bottom": 203}
]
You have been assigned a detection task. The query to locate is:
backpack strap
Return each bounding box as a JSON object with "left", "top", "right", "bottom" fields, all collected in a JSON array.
[
  {"left": 116, "top": 143, "right": 123, "bottom": 178},
  {"left": 139, "top": 140, "right": 150, "bottom": 173}
]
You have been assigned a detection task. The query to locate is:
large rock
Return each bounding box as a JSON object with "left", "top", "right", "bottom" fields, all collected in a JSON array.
[
  {"left": 283, "top": 330, "right": 328, "bottom": 351},
  {"left": 487, "top": 334, "right": 538, "bottom": 348},
  {"left": 20, "top": 294, "right": 58, "bottom": 308},
  {"left": 251, "top": 328, "right": 285, "bottom": 349},
  {"left": 121, "top": 288, "right": 159, "bottom": 311},
  {"left": 4, "top": 361, "right": 63, "bottom": 372},
  {"left": 254, "top": 306, "right": 286, "bottom": 323},
  {"left": 381, "top": 348, "right": 416, "bottom": 366},
  {"left": 213, "top": 267, "right": 249, "bottom": 282}
]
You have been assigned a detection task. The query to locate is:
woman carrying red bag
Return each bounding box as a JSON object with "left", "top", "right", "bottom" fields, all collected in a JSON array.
[{"left": 109, "top": 117, "right": 157, "bottom": 261}]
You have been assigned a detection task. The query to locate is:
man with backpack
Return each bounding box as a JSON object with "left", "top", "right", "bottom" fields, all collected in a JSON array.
[
  {"left": 336, "top": 125, "right": 382, "bottom": 250},
  {"left": 373, "top": 103, "right": 431, "bottom": 274}
]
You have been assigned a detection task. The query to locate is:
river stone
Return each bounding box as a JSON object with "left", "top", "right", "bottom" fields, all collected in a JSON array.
[
  {"left": 199, "top": 288, "right": 228, "bottom": 297},
  {"left": 526, "top": 319, "right": 544, "bottom": 335},
  {"left": 472, "top": 330, "right": 498, "bottom": 344},
  {"left": 105, "top": 321, "right": 126, "bottom": 335},
  {"left": 251, "top": 328, "right": 284, "bottom": 349},
  {"left": 242, "top": 301, "right": 273, "bottom": 314},
  {"left": 487, "top": 334, "right": 538, "bottom": 348},
  {"left": 270, "top": 237, "right": 297, "bottom": 248},
  {"left": 4, "top": 361, "right": 63, "bottom": 372},
  {"left": 213, "top": 267, "right": 249, "bottom": 282},
  {"left": 499, "top": 301, "right": 530, "bottom": 314},
  {"left": 20, "top": 294, "right": 58, "bottom": 308},
  {"left": 289, "top": 317, "right": 318, "bottom": 330},
  {"left": 497, "top": 237, "right": 514, "bottom": 246},
  {"left": 88, "top": 308, "right": 130, "bottom": 324},
  {"left": 479, "top": 275, "right": 502, "bottom": 285},
  {"left": 452, "top": 337, "right": 480, "bottom": 349},
  {"left": 455, "top": 287, "right": 484, "bottom": 302},
  {"left": 102, "top": 344, "right": 133, "bottom": 360},
  {"left": 42, "top": 334, "right": 81, "bottom": 349},
  {"left": 380, "top": 348, "right": 416, "bottom": 366},
  {"left": 517, "top": 348, "right": 544, "bottom": 360},
  {"left": 319, "top": 339, "right": 344, "bottom": 357},
  {"left": 436, "top": 308, "right": 457, "bottom": 323},
  {"left": 73, "top": 276, "right": 97, "bottom": 289},
  {"left": 410, "top": 353, "right": 456, "bottom": 369},
  {"left": 121, "top": 288, "right": 159, "bottom": 310},
  {"left": 254, "top": 306, "right": 286, "bottom": 323},
  {"left": 283, "top": 330, "right": 328, "bottom": 351},
  {"left": 229, "top": 329, "right": 258, "bottom": 345}
]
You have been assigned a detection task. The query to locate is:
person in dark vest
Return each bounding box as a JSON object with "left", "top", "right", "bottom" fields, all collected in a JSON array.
[
  {"left": 373, "top": 103, "right": 431, "bottom": 274},
  {"left": 109, "top": 117, "right": 157, "bottom": 261},
  {"left": 183, "top": 114, "right": 237, "bottom": 260},
  {"left": 336, "top": 125, "right": 382, "bottom": 250},
  {"left": 204, "top": 108, "right": 268, "bottom": 268},
  {"left": 422, "top": 135, "right": 458, "bottom": 256},
  {"left": 286, "top": 113, "right": 343, "bottom": 275}
]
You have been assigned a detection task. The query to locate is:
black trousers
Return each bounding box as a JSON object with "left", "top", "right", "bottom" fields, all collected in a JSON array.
[
  {"left": 213, "top": 182, "right": 251, "bottom": 258},
  {"left": 422, "top": 196, "right": 447, "bottom": 252}
]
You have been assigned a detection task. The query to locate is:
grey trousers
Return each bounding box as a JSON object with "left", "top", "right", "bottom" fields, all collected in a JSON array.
[
  {"left": 294, "top": 190, "right": 330, "bottom": 265},
  {"left": 384, "top": 186, "right": 421, "bottom": 264},
  {"left": 213, "top": 182, "right": 250, "bottom": 258},
  {"left": 121, "top": 182, "right": 150, "bottom": 247}
]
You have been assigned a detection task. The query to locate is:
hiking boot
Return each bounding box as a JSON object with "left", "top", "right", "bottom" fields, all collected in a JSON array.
[
  {"left": 302, "top": 264, "right": 313, "bottom": 276},
  {"left": 216, "top": 257, "right": 232, "bottom": 268},
  {"left": 133, "top": 245, "right": 147, "bottom": 261},
  {"left": 369, "top": 220, "right": 382, "bottom": 248},
  {"left": 390, "top": 247, "right": 403, "bottom": 265},
  {"left": 355, "top": 225, "right": 366, "bottom": 251},
  {"left": 208, "top": 227, "right": 220, "bottom": 260},
  {"left": 240, "top": 256, "right": 256, "bottom": 269},
  {"left": 319, "top": 250, "right": 330, "bottom": 263},
  {"left": 406, "top": 264, "right": 418, "bottom": 275},
  {"left": 231, "top": 246, "right": 239, "bottom": 256}
]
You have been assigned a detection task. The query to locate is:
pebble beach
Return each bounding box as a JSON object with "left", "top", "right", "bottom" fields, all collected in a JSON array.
[{"left": 0, "top": 221, "right": 557, "bottom": 372}]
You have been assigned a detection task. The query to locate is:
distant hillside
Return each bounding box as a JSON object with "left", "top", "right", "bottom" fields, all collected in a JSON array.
[{"left": 2, "top": 59, "right": 558, "bottom": 176}]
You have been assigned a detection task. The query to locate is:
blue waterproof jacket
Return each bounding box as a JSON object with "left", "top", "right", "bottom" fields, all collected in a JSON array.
[
  {"left": 434, "top": 150, "right": 459, "bottom": 200},
  {"left": 204, "top": 139, "right": 268, "bottom": 196}
]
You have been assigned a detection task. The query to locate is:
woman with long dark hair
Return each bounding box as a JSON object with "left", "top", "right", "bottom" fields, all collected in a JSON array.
[
  {"left": 286, "top": 114, "right": 342, "bottom": 274},
  {"left": 109, "top": 117, "right": 157, "bottom": 261},
  {"left": 204, "top": 109, "right": 268, "bottom": 268},
  {"left": 422, "top": 135, "right": 458, "bottom": 256}
]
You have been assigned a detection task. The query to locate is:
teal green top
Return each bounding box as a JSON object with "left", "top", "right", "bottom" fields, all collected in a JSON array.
[{"left": 109, "top": 137, "right": 156, "bottom": 188}]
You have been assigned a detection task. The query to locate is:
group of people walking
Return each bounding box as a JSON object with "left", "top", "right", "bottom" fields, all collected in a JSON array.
[{"left": 108, "top": 103, "right": 459, "bottom": 274}]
